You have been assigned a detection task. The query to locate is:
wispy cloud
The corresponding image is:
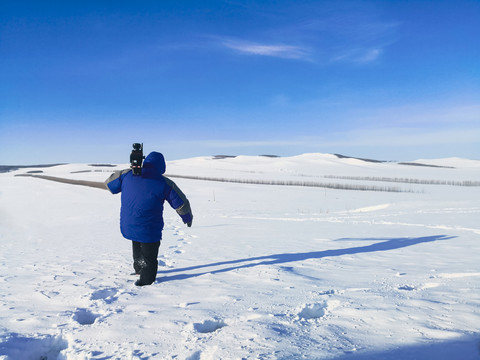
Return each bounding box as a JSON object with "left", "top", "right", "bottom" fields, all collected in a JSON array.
[
  {"left": 221, "top": 38, "right": 310, "bottom": 60},
  {"left": 332, "top": 48, "right": 383, "bottom": 64},
  {"left": 217, "top": 19, "right": 397, "bottom": 64}
]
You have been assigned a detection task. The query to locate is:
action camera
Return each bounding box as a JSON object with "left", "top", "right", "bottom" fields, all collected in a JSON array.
[{"left": 130, "top": 143, "right": 145, "bottom": 176}]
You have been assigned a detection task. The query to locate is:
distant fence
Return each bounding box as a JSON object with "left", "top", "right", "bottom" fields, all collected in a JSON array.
[
  {"left": 166, "top": 174, "right": 410, "bottom": 192},
  {"left": 324, "top": 175, "right": 480, "bottom": 187}
]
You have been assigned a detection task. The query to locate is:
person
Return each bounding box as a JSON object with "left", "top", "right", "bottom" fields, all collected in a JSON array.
[{"left": 104, "top": 151, "right": 193, "bottom": 286}]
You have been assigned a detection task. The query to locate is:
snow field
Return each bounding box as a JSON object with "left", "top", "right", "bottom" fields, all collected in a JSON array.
[{"left": 0, "top": 154, "right": 479, "bottom": 359}]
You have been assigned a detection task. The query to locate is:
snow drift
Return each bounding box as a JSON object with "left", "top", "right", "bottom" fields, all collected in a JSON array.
[{"left": 1, "top": 153, "right": 479, "bottom": 359}]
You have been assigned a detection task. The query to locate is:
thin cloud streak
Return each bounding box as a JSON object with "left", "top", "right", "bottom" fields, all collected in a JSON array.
[
  {"left": 331, "top": 48, "right": 383, "bottom": 64},
  {"left": 221, "top": 38, "right": 311, "bottom": 60},
  {"left": 214, "top": 5, "right": 401, "bottom": 64},
  {"left": 216, "top": 21, "right": 398, "bottom": 64}
]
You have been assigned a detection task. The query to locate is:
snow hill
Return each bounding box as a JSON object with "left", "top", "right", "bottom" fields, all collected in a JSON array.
[{"left": 0, "top": 153, "right": 479, "bottom": 359}]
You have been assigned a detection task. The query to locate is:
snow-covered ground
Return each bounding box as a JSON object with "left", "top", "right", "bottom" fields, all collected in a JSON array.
[{"left": 0, "top": 153, "right": 479, "bottom": 359}]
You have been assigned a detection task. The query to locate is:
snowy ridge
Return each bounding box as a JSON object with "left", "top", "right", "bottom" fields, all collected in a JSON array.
[{"left": 1, "top": 154, "right": 480, "bottom": 359}]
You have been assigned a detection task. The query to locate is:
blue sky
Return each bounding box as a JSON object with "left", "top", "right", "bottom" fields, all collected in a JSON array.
[{"left": 1, "top": 0, "right": 479, "bottom": 164}]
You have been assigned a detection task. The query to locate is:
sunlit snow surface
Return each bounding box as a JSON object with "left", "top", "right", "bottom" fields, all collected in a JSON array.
[{"left": 1, "top": 154, "right": 479, "bottom": 359}]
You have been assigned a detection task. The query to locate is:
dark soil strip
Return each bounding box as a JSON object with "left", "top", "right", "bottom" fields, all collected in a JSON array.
[{"left": 15, "top": 174, "right": 107, "bottom": 190}]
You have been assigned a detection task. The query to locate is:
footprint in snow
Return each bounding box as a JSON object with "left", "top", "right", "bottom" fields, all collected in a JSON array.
[
  {"left": 90, "top": 287, "right": 118, "bottom": 304},
  {"left": 186, "top": 351, "right": 202, "bottom": 360},
  {"left": 158, "top": 259, "right": 168, "bottom": 267},
  {"left": 193, "top": 319, "right": 227, "bottom": 333},
  {"left": 398, "top": 285, "right": 416, "bottom": 291},
  {"left": 317, "top": 289, "right": 336, "bottom": 295},
  {"left": 0, "top": 333, "right": 68, "bottom": 360},
  {"left": 72, "top": 308, "right": 101, "bottom": 325}
]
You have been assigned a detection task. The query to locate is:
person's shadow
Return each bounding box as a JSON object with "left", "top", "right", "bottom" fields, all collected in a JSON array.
[{"left": 157, "top": 235, "right": 455, "bottom": 283}]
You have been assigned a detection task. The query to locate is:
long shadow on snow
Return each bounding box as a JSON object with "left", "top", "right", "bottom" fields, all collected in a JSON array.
[
  {"left": 157, "top": 235, "right": 455, "bottom": 283},
  {"left": 330, "top": 333, "right": 480, "bottom": 360}
]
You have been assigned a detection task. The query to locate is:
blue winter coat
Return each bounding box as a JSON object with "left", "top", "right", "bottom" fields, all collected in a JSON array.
[{"left": 105, "top": 152, "right": 193, "bottom": 243}]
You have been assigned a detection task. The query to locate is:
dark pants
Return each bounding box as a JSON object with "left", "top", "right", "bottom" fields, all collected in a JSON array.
[{"left": 132, "top": 240, "right": 161, "bottom": 285}]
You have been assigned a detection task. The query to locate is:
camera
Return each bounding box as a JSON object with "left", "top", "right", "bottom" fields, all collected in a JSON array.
[{"left": 130, "top": 143, "right": 145, "bottom": 176}]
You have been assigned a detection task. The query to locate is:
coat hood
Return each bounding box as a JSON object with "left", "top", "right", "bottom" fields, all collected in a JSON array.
[{"left": 142, "top": 151, "right": 166, "bottom": 178}]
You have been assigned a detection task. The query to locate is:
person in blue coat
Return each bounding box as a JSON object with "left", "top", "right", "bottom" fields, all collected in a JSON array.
[{"left": 105, "top": 151, "right": 193, "bottom": 286}]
